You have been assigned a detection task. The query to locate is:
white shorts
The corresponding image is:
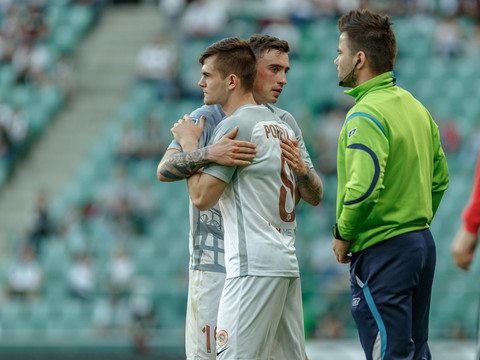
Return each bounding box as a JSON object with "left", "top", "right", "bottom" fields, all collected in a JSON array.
[
  {"left": 186, "top": 269, "right": 226, "bottom": 360},
  {"left": 216, "top": 276, "right": 305, "bottom": 360}
]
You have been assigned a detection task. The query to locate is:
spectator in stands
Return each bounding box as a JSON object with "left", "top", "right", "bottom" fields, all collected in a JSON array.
[
  {"left": 158, "top": 0, "right": 186, "bottom": 20},
  {"left": 8, "top": 105, "right": 29, "bottom": 151},
  {"left": 259, "top": 0, "right": 294, "bottom": 21},
  {"left": 11, "top": 39, "right": 51, "bottom": 84},
  {"left": 136, "top": 35, "right": 179, "bottom": 99},
  {"left": 100, "top": 164, "right": 146, "bottom": 236},
  {"left": 138, "top": 116, "right": 164, "bottom": 158},
  {"left": 314, "top": 106, "right": 345, "bottom": 176},
  {"left": 117, "top": 123, "right": 142, "bottom": 162},
  {"left": 51, "top": 54, "right": 77, "bottom": 102},
  {"left": 92, "top": 295, "right": 130, "bottom": 335},
  {"left": 0, "top": 32, "right": 15, "bottom": 62},
  {"left": 20, "top": 4, "right": 49, "bottom": 45},
  {"left": 111, "top": 195, "right": 138, "bottom": 235},
  {"left": 103, "top": 164, "right": 133, "bottom": 208},
  {"left": 1, "top": 4, "right": 22, "bottom": 44},
  {"left": 0, "top": 102, "right": 29, "bottom": 159},
  {"left": 117, "top": 118, "right": 164, "bottom": 161},
  {"left": 131, "top": 180, "right": 156, "bottom": 233},
  {"left": 27, "top": 41, "right": 53, "bottom": 84},
  {"left": 438, "top": 120, "right": 461, "bottom": 153},
  {"left": 107, "top": 247, "right": 135, "bottom": 300},
  {"left": 260, "top": 18, "right": 301, "bottom": 57},
  {"left": 24, "top": 188, "right": 54, "bottom": 254},
  {"left": 0, "top": 123, "right": 13, "bottom": 168},
  {"left": 62, "top": 205, "right": 89, "bottom": 255},
  {"left": 336, "top": 0, "right": 360, "bottom": 15},
  {"left": 180, "top": 0, "right": 229, "bottom": 40},
  {"left": 68, "top": 252, "right": 96, "bottom": 301},
  {"left": 129, "top": 287, "right": 155, "bottom": 354},
  {"left": 6, "top": 243, "right": 43, "bottom": 300},
  {"left": 433, "top": 16, "right": 465, "bottom": 59},
  {"left": 11, "top": 39, "right": 34, "bottom": 83}
]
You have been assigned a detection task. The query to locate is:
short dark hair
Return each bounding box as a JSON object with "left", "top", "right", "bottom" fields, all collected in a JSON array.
[
  {"left": 199, "top": 37, "right": 256, "bottom": 92},
  {"left": 248, "top": 34, "right": 290, "bottom": 59},
  {"left": 338, "top": 9, "right": 397, "bottom": 74}
]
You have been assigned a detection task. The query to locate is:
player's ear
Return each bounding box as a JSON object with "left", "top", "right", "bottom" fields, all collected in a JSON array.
[{"left": 227, "top": 74, "right": 238, "bottom": 90}]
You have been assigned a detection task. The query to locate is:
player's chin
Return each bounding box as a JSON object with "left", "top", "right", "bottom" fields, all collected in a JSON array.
[{"left": 269, "top": 95, "right": 280, "bottom": 104}]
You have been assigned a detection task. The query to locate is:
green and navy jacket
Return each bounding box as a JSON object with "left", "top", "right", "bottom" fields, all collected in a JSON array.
[{"left": 336, "top": 72, "right": 449, "bottom": 253}]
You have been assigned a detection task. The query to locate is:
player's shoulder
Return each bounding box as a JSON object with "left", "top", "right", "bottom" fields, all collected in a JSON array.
[
  {"left": 265, "top": 103, "right": 290, "bottom": 117},
  {"left": 265, "top": 104, "right": 299, "bottom": 131},
  {"left": 219, "top": 105, "right": 272, "bottom": 136},
  {"left": 231, "top": 104, "right": 271, "bottom": 120},
  {"left": 190, "top": 104, "right": 225, "bottom": 124},
  {"left": 265, "top": 103, "right": 297, "bottom": 123}
]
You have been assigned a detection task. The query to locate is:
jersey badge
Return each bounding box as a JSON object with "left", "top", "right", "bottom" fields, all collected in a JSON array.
[
  {"left": 217, "top": 329, "right": 229, "bottom": 347},
  {"left": 352, "top": 297, "right": 361, "bottom": 306},
  {"left": 348, "top": 128, "right": 357, "bottom": 138}
]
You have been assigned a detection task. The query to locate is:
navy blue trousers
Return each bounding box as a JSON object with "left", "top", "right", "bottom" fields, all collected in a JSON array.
[{"left": 350, "top": 229, "right": 436, "bottom": 360}]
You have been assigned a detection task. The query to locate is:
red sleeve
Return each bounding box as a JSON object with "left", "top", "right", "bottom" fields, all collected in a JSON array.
[{"left": 463, "top": 153, "right": 480, "bottom": 235}]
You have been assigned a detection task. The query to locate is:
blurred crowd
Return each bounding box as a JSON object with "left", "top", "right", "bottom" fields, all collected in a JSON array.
[
  {"left": 0, "top": 0, "right": 480, "bottom": 348},
  {"left": 0, "top": 0, "right": 106, "bottom": 180}
]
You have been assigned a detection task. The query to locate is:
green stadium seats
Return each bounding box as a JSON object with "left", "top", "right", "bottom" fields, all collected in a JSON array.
[
  {"left": 51, "top": 24, "right": 80, "bottom": 55},
  {"left": 68, "top": 5, "right": 95, "bottom": 37},
  {"left": 28, "top": 299, "right": 51, "bottom": 331},
  {"left": 0, "top": 64, "right": 16, "bottom": 95},
  {"left": 45, "top": 3, "right": 69, "bottom": 30}
]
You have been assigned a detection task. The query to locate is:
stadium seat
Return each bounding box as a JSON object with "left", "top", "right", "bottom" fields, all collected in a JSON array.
[
  {"left": 28, "top": 299, "right": 51, "bottom": 331},
  {"left": 68, "top": 5, "right": 95, "bottom": 37},
  {"left": 0, "top": 64, "right": 16, "bottom": 93}
]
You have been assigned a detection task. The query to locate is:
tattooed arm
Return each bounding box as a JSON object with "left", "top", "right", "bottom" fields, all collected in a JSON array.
[
  {"left": 157, "top": 148, "right": 210, "bottom": 182},
  {"left": 157, "top": 117, "right": 256, "bottom": 182},
  {"left": 297, "top": 168, "right": 323, "bottom": 206}
]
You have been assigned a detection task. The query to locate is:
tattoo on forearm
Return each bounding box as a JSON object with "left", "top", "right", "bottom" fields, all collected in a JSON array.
[
  {"left": 297, "top": 168, "right": 323, "bottom": 204},
  {"left": 160, "top": 148, "right": 209, "bottom": 180}
]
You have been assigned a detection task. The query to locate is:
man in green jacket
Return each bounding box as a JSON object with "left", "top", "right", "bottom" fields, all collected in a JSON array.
[{"left": 332, "top": 9, "right": 449, "bottom": 360}]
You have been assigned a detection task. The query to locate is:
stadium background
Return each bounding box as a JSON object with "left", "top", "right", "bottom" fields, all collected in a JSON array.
[{"left": 0, "top": 0, "right": 478, "bottom": 358}]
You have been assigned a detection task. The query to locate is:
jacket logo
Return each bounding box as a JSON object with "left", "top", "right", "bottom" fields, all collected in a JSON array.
[
  {"left": 352, "top": 297, "right": 361, "bottom": 306},
  {"left": 348, "top": 128, "right": 357, "bottom": 138}
]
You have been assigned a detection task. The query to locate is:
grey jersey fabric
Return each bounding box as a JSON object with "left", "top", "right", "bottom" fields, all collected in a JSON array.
[
  {"left": 168, "top": 104, "right": 227, "bottom": 273},
  {"left": 167, "top": 104, "right": 225, "bottom": 152},
  {"left": 265, "top": 104, "right": 313, "bottom": 169},
  {"left": 166, "top": 103, "right": 312, "bottom": 274}
]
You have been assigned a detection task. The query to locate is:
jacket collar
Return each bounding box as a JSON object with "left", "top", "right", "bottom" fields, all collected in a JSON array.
[{"left": 344, "top": 71, "right": 396, "bottom": 103}]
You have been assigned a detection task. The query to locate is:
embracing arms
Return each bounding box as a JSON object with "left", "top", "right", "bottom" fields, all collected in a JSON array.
[{"left": 157, "top": 115, "right": 256, "bottom": 182}]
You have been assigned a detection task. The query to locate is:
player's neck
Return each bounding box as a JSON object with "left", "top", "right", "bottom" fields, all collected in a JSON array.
[{"left": 222, "top": 91, "right": 256, "bottom": 117}]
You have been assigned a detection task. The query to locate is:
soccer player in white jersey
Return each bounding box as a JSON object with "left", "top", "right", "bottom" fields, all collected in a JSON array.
[
  {"left": 176, "top": 37, "right": 309, "bottom": 359},
  {"left": 157, "top": 35, "right": 322, "bottom": 359}
]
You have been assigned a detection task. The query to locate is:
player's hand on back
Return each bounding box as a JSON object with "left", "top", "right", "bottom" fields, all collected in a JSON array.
[
  {"left": 280, "top": 138, "right": 308, "bottom": 177},
  {"left": 208, "top": 126, "right": 256, "bottom": 166},
  {"left": 171, "top": 115, "right": 205, "bottom": 151}
]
